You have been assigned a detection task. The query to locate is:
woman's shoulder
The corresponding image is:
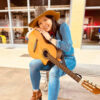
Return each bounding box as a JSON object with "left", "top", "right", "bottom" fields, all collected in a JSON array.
[
  {"left": 60, "top": 22, "right": 69, "bottom": 29},
  {"left": 25, "top": 28, "right": 34, "bottom": 39},
  {"left": 59, "top": 22, "right": 69, "bottom": 32}
]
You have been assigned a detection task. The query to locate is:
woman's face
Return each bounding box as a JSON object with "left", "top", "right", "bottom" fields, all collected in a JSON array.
[{"left": 38, "top": 16, "right": 52, "bottom": 32}]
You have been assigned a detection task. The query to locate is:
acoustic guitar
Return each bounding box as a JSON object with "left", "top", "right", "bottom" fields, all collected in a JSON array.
[
  {"left": 28, "top": 29, "right": 100, "bottom": 94},
  {"left": 28, "top": 29, "right": 62, "bottom": 65}
]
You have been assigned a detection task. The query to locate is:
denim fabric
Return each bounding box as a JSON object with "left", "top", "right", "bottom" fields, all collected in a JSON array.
[
  {"left": 56, "top": 22, "right": 74, "bottom": 56},
  {"left": 29, "top": 22, "right": 76, "bottom": 100}
]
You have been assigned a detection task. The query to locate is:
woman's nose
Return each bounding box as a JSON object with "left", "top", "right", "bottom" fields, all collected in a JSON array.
[
  {"left": 42, "top": 22, "right": 46, "bottom": 27},
  {"left": 41, "top": 24, "right": 46, "bottom": 29}
]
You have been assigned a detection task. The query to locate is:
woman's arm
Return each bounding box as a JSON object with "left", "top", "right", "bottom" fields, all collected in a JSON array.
[{"left": 56, "top": 22, "right": 73, "bottom": 52}]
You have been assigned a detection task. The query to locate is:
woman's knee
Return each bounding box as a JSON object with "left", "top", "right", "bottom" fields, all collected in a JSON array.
[
  {"left": 49, "top": 66, "right": 59, "bottom": 78},
  {"left": 29, "top": 59, "right": 41, "bottom": 72}
]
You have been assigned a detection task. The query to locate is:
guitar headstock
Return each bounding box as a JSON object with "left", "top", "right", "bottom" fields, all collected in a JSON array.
[{"left": 81, "top": 80, "right": 100, "bottom": 94}]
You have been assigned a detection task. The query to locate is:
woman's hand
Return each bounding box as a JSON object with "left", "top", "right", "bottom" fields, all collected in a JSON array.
[
  {"left": 34, "top": 27, "right": 57, "bottom": 46},
  {"left": 34, "top": 27, "right": 51, "bottom": 41}
]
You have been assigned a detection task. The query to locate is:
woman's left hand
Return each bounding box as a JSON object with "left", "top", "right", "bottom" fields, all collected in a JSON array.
[
  {"left": 34, "top": 27, "right": 57, "bottom": 46},
  {"left": 34, "top": 27, "right": 51, "bottom": 41}
]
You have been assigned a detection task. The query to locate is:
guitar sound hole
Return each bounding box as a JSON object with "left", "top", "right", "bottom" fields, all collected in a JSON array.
[{"left": 43, "top": 50, "right": 48, "bottom": 58}]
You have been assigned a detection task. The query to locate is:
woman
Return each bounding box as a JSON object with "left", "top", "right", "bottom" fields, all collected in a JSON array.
[{"left": 27, "top": 6, "right": 76, "bottom": 100}]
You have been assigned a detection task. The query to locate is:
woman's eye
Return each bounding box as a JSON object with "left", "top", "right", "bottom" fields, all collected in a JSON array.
[
  {"left": 39, "top": 23, "right": 42, "bottom": 25},
  {"left": 44, "top": 18, "right": 47, "bottom": 21}
]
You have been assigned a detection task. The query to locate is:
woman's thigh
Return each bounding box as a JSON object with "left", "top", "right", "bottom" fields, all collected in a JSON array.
[
  {"left": 49, "top": 65, "right": 65, "bottom": 78},
  {"left": 65, "top": 56, "right": 76, "bottom": 71},
  {"left": 29, "top": 59, "right": 51, "bottom": 71}
]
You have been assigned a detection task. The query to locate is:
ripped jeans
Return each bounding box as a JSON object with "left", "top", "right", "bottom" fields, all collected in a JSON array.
[{"left": 29, "top": 57, "right": 76, "bottom": 100}]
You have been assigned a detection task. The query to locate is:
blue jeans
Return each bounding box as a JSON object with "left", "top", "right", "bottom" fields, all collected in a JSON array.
[{"left": 29, "top": 57, "right": 76, "bottom": 100}]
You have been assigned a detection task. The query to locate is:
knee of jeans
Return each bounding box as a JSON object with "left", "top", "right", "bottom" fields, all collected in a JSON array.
[
  {"left": 29, "top": 60, "right": 37, "bottom": 72},
  {"left": 69, "top": 60, "right": 76, "bottom": 71},
  {"left": 49, "top": 66, "right": 59, "bottom": 79},
  {"left": 29, "top": 60, "right": 33, "bottom": 68}
]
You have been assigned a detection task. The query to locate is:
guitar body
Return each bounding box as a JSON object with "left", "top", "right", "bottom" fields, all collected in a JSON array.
[{"left": 28, "top": 30, "right": 57, "bottom": 65}]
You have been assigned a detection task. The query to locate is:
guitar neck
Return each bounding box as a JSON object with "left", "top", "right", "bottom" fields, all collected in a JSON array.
[{"left": 46, "top": 52, "right": 82, "bottom": 83}]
